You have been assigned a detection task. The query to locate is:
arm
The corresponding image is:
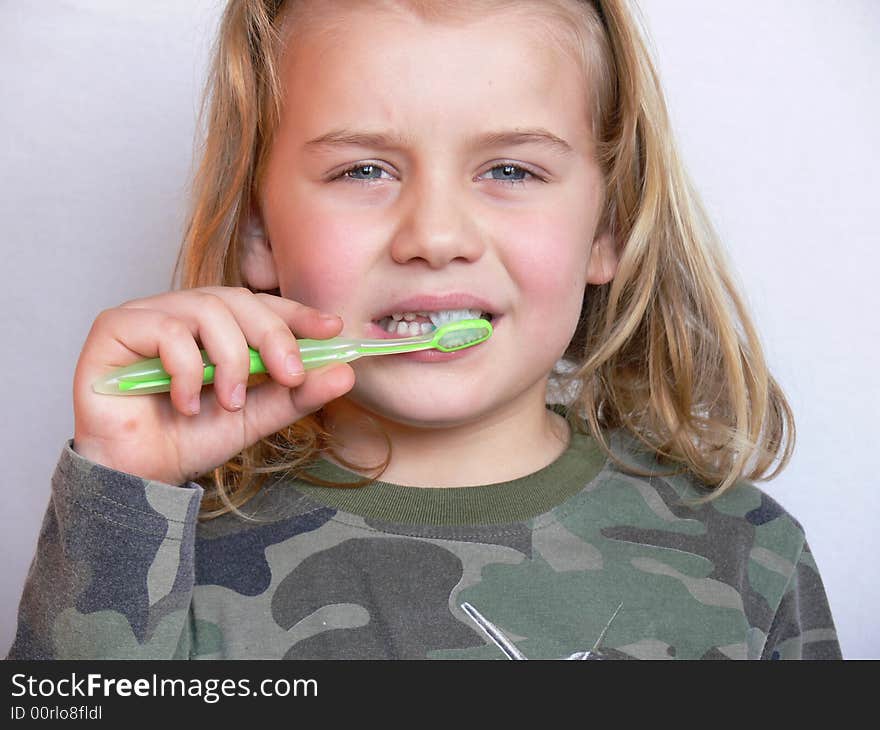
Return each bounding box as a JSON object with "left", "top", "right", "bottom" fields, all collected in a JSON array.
[
  {"left": 761, "top": 538, "right": 842, "bottom": 660},
  {"left": 7, "top": 439, "right": 203, "bottom": 659}
]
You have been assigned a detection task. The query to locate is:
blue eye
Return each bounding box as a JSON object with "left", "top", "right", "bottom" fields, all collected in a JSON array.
[
  {"left": 335, "top": 161, "right": 544, "bottom": 187},
  {"left": 486, "top": 164, "right": 529, "bottom": 184},
  {"left": 341, "top": 163, "right": 390, "bottom": 182}
]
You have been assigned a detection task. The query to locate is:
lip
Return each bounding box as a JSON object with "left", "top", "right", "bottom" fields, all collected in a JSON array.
[{"left": 370, "top": 293, "right": 500, "bottom": 322}]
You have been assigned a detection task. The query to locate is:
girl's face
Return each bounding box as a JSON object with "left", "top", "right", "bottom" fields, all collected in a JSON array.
[{"left": 253, "top": 2, "right": 615, "bottom": 430}]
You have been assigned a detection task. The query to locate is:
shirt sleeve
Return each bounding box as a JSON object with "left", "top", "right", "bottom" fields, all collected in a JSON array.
[
  {"left": 760, "top": 537, "right": 842, "bottom": 660},
  {"left": 6, "top": 439, "right": 203, "bottom": 660}
]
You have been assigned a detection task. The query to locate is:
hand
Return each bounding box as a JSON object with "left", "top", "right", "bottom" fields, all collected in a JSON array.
[{"left": 72, "top": 287, "right": 355, "bottom": 485}]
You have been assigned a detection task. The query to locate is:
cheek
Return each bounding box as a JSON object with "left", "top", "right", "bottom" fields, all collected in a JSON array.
[
  {"left": 272, "top": 204, "right": 371, "bottom": 313},
  {"left": 501, "top": 215, "right": 588, "bottom": 318}
]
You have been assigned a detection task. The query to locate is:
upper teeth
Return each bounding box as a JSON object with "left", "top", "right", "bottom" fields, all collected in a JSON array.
[{"left": 378, "top": 308, "right": 487, "bottom": 336}]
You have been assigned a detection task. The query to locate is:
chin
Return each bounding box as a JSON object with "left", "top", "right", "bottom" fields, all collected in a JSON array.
[{"left": 347, "top": 377, "right": 495, "bottom": 429}]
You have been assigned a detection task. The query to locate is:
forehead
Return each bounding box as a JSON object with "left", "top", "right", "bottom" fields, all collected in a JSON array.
[
  {"left": 277, "top": 0, "right": 593, "bottom": 149},
  {"left": 281, "top": 0, "right": 587, "bottom": 57}
]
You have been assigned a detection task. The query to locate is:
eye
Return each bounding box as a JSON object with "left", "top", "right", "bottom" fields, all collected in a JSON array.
[
  {"left": 478, "top": 163, "right": 544, "bottom": 187},
  {"left": 332, "top": 161, "right": 546, "bottom": 187},
  {"left": 335, "top": 163, "right": 394, "bottom": 184}
]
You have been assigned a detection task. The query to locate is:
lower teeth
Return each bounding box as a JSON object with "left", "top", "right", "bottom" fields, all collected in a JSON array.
[
  {"left": 380, "top": 319, "right": 435, "bottom": 336},
  {"left": 376, "top": 312, "right": 493, "bottom": 336}
]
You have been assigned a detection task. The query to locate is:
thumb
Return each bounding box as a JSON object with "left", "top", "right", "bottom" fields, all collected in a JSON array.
[{"left": 240, "top": 363, "right": 356, "bottom": 442}]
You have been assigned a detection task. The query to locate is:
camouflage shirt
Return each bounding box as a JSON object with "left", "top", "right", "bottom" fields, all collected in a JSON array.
[{"left": 8, "top": 415, "right": 841, "bottom": 660}]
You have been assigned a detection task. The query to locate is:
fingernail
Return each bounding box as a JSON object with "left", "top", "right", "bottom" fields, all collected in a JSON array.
[
  {"left": 285, "top": 354, "right": 304, "bottom": 376},
  {"left": 188, "top": 395, "right": 201, "bottom": 415},
  {"left": 319, "top": 312, "right": 340, "bottom": 321},
  {"left": 230, "top": 383, "right": 246, "bottom": 409}
]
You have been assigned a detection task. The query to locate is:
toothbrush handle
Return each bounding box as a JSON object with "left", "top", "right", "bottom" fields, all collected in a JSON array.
[{"left": 92, "top": 338, "right": 363, "bottom": 395}]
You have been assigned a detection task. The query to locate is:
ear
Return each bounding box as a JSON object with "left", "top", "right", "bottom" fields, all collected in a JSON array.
[
  {"left": 585, "top": 229, "right": 619, "bottom": 285},
  {"left": 240, "top": 204, "right": 280, "bottom": 292}
]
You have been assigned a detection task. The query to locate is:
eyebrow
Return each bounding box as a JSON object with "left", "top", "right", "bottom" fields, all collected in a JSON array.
[{"left": 303, "top": 128, "right": 575, "bottom": 156}]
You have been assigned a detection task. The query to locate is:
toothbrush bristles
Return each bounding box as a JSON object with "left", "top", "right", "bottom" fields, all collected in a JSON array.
[{"left": 435, "top": 320, "right": 492, "bottom": 351}]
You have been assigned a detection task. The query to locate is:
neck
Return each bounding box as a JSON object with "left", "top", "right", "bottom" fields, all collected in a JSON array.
[{"left": 320, "top": 381, "right": 570, "bottom": 487}]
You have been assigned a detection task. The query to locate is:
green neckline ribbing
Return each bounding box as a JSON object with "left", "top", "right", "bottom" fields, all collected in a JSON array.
[{"left": 293, "top": 409, "right": 608, "bottom": 526}]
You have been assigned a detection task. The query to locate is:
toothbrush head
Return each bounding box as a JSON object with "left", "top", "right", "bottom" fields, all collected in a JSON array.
[{"left": 430, "top": 318, "right": 493, "bottom": 352}]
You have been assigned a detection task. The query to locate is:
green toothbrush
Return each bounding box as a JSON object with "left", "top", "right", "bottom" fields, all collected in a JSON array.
[{"left": 92, "top": 318, "right": 493, "bottom": 396}]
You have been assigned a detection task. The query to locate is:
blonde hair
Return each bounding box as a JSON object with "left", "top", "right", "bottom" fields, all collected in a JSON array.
[{"left": 172, "top": 0, "right": 794, "bottom": 519}]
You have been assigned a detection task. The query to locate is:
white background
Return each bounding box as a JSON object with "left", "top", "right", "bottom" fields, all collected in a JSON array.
[{"left": 1, "top": 1, "right": 877, "bottom": 658}]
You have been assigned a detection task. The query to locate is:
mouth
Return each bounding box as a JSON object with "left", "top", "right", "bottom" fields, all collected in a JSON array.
[{"left": 372, "top": 308, "right": 496, "bottom": 337}]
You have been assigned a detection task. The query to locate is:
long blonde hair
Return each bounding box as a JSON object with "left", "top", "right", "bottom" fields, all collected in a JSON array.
[{"left": 172, "top": 0, "right": 794, "bottom": 518}]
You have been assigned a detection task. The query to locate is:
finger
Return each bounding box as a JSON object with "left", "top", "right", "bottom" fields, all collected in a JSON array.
[
  {"left": 201, "top": 289, "right": 329, "bottom": 391},
  {"left": 237, "top": 363, "right": 356, "bottom": 442},
  {"left": 120, "top": 287, "right": 345, "bottom": 411},
  {"left": 181, "top": 292, "right": 254, "bottom": 412},
  {"left": 124, "top": 287, "right": 344, "bottom": 340},
  {"left": 289, "top": 363, "right": 356, "bottom": 416},
  {"left": 183, "top": 287, "right": 344, "bottom": 396},
  {"left": 251, "top": 291, "right": 344, "bottom": 340},
  {"left": 88, "top": 307, "right": 207, "bottom": 416}
]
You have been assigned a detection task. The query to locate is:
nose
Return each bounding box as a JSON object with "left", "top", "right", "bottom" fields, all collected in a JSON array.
[{"left": 389, "top": 176, "right": 486, "bottom": 268}]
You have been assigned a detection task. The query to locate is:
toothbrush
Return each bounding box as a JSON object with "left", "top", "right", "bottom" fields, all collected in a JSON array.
[{"left": 92, "top": 318, "right": 493, "bottom": 396}]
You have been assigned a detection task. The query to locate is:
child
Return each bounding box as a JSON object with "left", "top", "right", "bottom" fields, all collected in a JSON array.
[{"left": 9, "top": 0, "right": 840, "bottom": 660}]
